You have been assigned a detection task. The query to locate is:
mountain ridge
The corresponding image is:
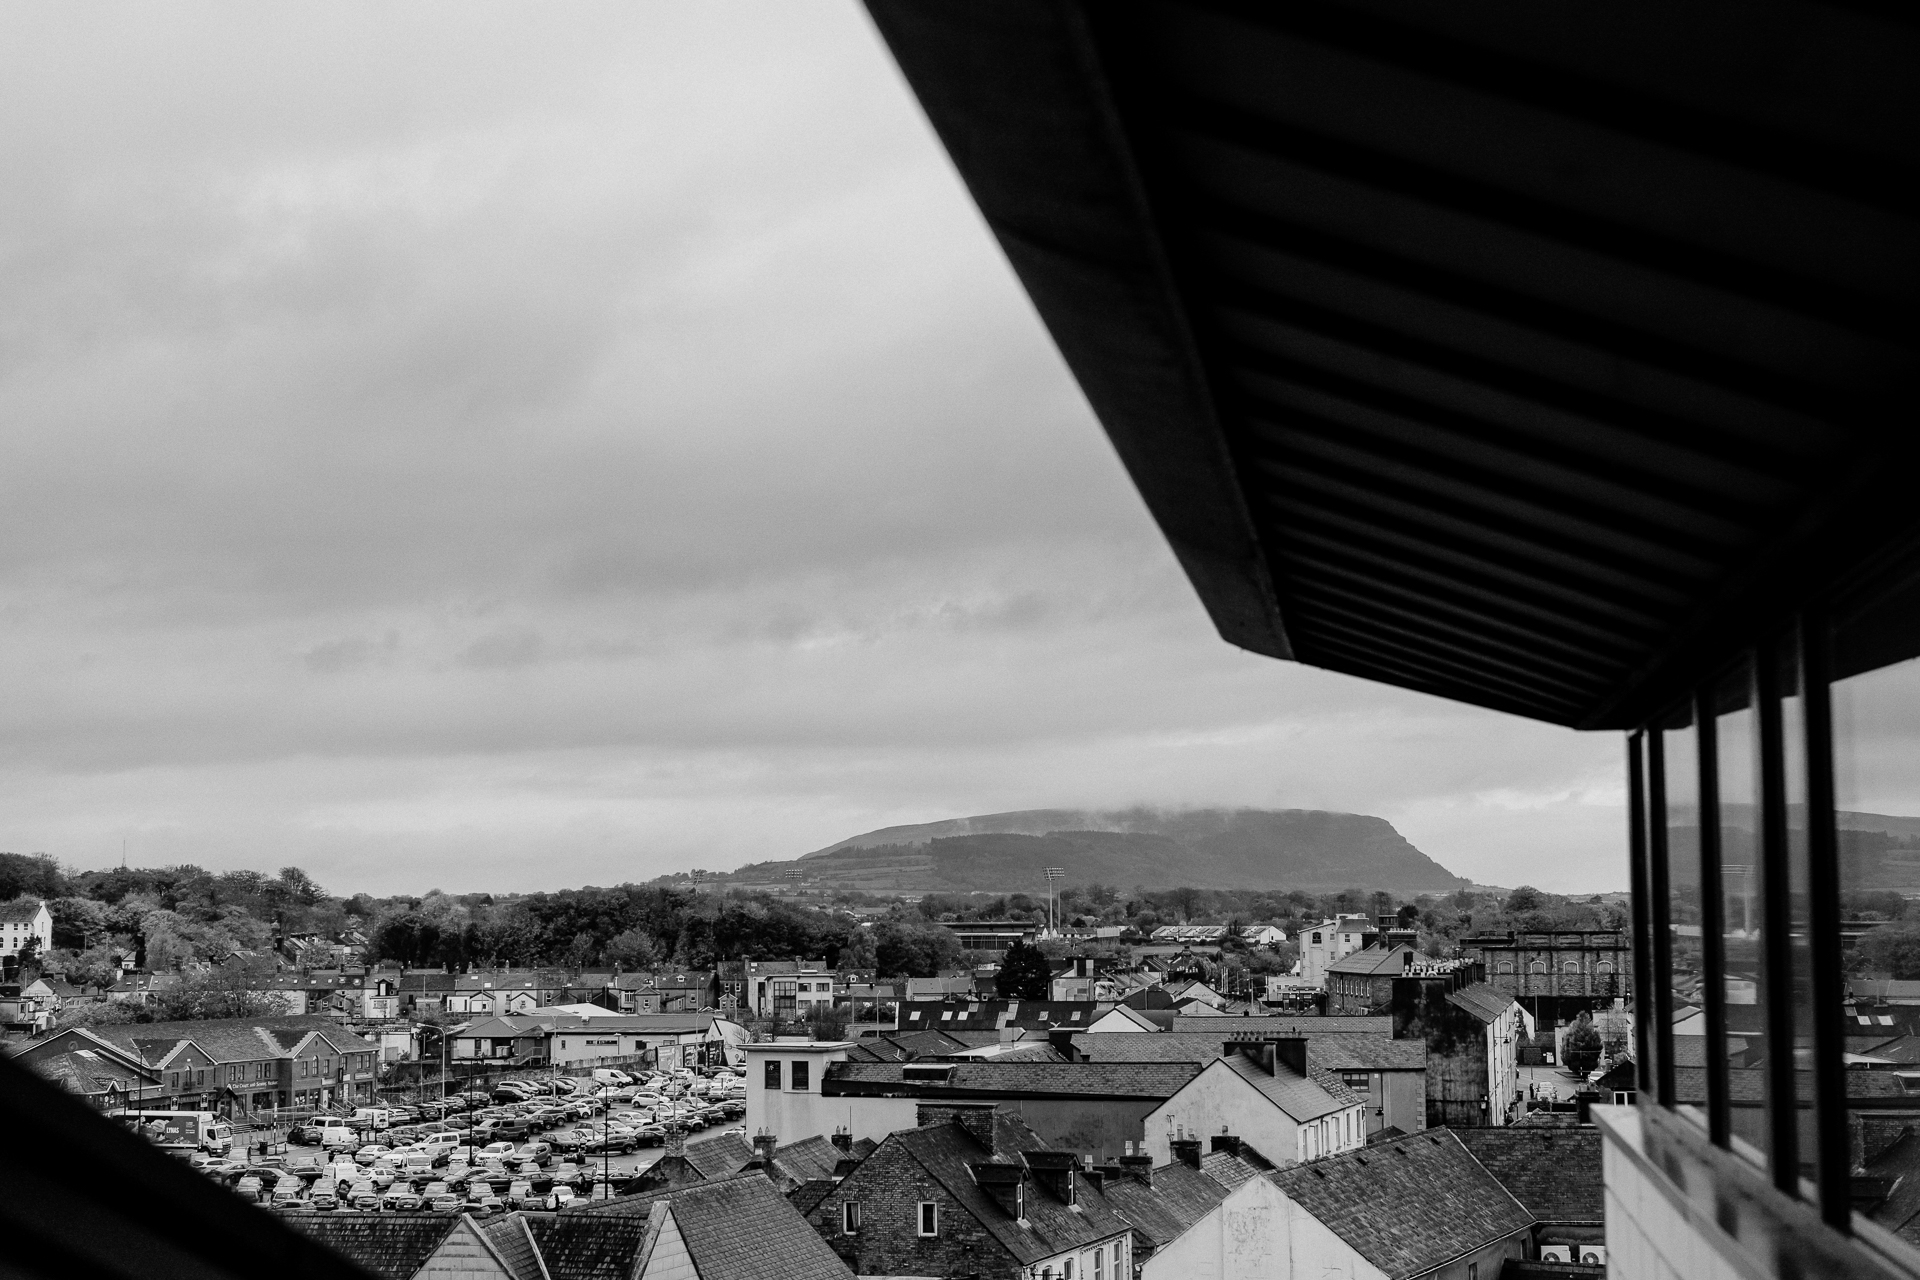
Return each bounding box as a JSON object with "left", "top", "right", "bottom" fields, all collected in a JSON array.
[{"left": 724, "top": 806, "right": 1467, "bottom": 894}]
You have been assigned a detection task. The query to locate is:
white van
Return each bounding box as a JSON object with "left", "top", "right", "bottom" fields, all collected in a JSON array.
[
  {"left": 592, "top": 1068, "right": 633, "bottom": 1086},
  {"left": 353, "top": 1107, "right": 392, "bottom": 1130},
  {"left": 318, "top": 1124, "right": 358, "bottom": 1150},
  {"left": 419, "top": 1132, "right": 462, "bottom": 1155}
]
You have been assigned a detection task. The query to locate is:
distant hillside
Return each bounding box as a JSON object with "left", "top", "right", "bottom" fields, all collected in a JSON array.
[{"left": 724, "top": 807, "right": 1467, "bottom": 895}]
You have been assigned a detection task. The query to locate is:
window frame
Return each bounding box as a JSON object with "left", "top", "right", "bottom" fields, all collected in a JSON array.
[
  {"left": 917, "top": 1201, "right": 938, "bottom": 1237},
  {"left": 842, "top": 1200, "right": 861, "bottom": 1234},
  {"left": 1633, "top": 612, "right": 1857, "bottom": 1229},
  {"left": 790, "top": 1060, "right": 809, "bottom": 1092}
]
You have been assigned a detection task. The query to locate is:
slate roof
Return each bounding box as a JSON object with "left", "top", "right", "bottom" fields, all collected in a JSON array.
[
  {"left": 479, "top": 1214, "right": 548, "bottom": 1280},
  {"left": 895, "top": 1000, "right": 1104, "bottom": 1032},
  {"left": 0, "top": 898, "right": 47, "bottom": 923},
  {"left": 34, "top": 1049, "right": 154, "bottom": 1096},
  {"left": 81, "top": 1015, "right": 375, "bottom": 1066},
  {"left": 284, "top": 1211, "right": 462, "bottom": 1279},
  {"left": 1217, "top": 1051, "right": 1357, "bottom": 1122},
  {"left": 1167, "top": 1015, "right": 1392, "bottom": 1035},
  {"left": 822, "top": 1060, "right": 1199, "bottom": 1099},
  {"left": 1451, "top": 1128, "right": 1603, "bottom": 1226},
  {"left": 886, "top": 1121, "right": 1132, "bottom": 1266},
  {"left": 1067, "top": 1032, "right": 1426, "bottom": 1070},
  {"left": 1100, "top": 1163, "right": 1230, "bottom": 1247},
  {"left": 771, "top": 1134, "right": 843, "bottom": 1184},
  {"left": 788, "top": 1178, "right": 839, "bottom": 1216},
  {"left": 1268, "top": 1131, "right": 1533, "bottom": 1280},
  {"left": 684, "top": 1133, "right": 755, "bottom": 1180},
  {"left": 1328, "top": 945, "right": 1425, "bottom": 977},
  {"left": 1199, "top": 1148, "right": 1271, "bottom": 1189},
  {"left": 525, "top": 1212, "right": 652, "bottom": 1280},
  {"left": 842, "top": 1028, "right": 974, "bottom": 1062},
  {"left": 1447, "top": 983, "right": 1517, "bottom": 1024},
  {"left": 656, "top": 1170, "right": 854, "bottom": 1280}
]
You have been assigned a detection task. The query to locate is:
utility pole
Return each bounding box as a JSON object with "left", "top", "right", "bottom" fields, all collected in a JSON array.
[{"left": 1043, "top": 868, "right": 1064, "bottom": 937}]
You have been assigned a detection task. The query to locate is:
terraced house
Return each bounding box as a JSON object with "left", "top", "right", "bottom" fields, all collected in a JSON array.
[{"left": 12, "top": 1015, "right": 379, "bottom": 1115}]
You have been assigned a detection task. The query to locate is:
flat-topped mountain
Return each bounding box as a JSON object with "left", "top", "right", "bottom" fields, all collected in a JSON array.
[{"left": 723, "top": 806, "right": 1466, "bottom": 895}]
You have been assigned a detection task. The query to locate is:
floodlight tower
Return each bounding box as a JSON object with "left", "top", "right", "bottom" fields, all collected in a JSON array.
[{"left": 1043, "top": 868, "right": 1065, "bottom": 937}]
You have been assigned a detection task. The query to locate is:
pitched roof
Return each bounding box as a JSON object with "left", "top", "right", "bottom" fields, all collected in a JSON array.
[
  {"left": 479, "top": 1214, "right": 549, "bottom": 1280},
  {"left": 1099, "top": 1163, "right": 1230, "bottom": 1247},
  {"left": 81, "top": 1015, "right": 375, "bottom": 1065},
  {"left": 652, "top": 1171, "right": 853, "bottom": 1280},
  {"left": 886, "top": 1122, "right": 1131, "bottom": 1266},
  {"left": 771, "top": 1135, "right": 843, "bottom": 1184},
  {"left": 1268, "top": 1131, "right": 1534, "bottom": 1279},
  {"left": 283, "top": 1211, "right": 462, "bottom": 1279},
  {"left": 1069, "top": 1032, "right": 1425, "bottom": 1070},
  {"left": 1450, "top": 1128, "right": 1604, "bottom": 1226},
  {"left": 1327, "top": 945, "right": 1425, "bottom": 977},
  {"left": 0, "top": 898, "right": 47, "bottom": 923},
  {"left": 525, "top": 1212, "right": 653, "bottom": 1280},
  {"left": 1447, "top": 983, "right": 1517, "bottom": 1023},
  {"left": 822, "top": 1060, "right": 1199, "bottom": 1100},
  {"left": 1216, "top": 1052, "right": 1355, "bottom": 1123},
  {"left": 1199, "top": 1148, "right": 1271, "bottom": 1189},
  {"left": 685, "top": 1133, "right": 755, "bottom": 1180},
  {"left": 1166, "top": 1015, "right": 1392, "bottom": 1035},
  {"left": 895, "top": 1000, "right": 1104, "bottom": 1031}
]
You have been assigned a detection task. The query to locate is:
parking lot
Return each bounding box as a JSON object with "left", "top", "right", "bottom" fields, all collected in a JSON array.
[{"left": 172, "top": 1068, "right": 748, "bottom": 1215}]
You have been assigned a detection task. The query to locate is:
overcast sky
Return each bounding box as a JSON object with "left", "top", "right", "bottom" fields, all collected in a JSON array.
[{"left": 0, "top": 1, "right": 1627, "bottom": 896}]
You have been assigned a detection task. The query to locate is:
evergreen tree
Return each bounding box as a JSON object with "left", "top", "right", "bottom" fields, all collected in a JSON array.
[{"left": 996, "top": 940, "right": 1052, "bottom": 1000}]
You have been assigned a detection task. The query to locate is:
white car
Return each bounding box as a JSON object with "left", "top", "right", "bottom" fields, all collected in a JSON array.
[{"left": 354, "top": 1144, "right": 394, "bottom": 1165}]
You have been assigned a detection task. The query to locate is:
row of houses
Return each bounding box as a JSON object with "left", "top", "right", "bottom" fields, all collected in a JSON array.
[{"left": 5, "top": 1015, "right": 382, "bottom": 1114}]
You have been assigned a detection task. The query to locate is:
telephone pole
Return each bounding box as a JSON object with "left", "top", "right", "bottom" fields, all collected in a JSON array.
[{"left": 1043, "top": 868, "right": 1064, "bottom": 937}]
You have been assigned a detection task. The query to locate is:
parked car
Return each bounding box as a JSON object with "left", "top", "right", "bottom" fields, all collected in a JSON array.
[
  {"left": 464, "top": 1192, "right": 504, "bottom": 1216},
  {"left": 352, "top": 1188, "right": 384, "bottom": 1212},
  {"left": 542, "top": 1186, "right": 576, "bottom": 1211},
  {"left": 384, "top": 1186, "right": 424, "bottom": 1211},
  {"left": 504, "top": 1179, "right": 534, "bottom": 1209},
  {"left": 511, "top": 1142, "right": 552, "bottom": 1168},
  {"left": 353, "top": 1144, "right": 394, "bottom": 1166},
  {"left": 233, "top": 1175, "right": 264, "bottom": 1203},
  {"left": 478, "top": 1141, "right": 516, "bottom": 1162},
  {"left": 426, "top": 1192, "right": 462, "bottom": 1213}
]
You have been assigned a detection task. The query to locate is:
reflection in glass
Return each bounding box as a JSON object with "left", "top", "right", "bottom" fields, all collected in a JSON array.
[
  {"left": 1832, "top": 653, "right": 1920, "bottom": 1233},
  {"left": 1663, "top": 704, "right": 1706, "bottom": 1126},
  {"left": 1779, "top": 640, "right": 1816, "bottom": 1188},
  {"left": 1716, "top": 662, "right": 1765, "bottom": 1165}
]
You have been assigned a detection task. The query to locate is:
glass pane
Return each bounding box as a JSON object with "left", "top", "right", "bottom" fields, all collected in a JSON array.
[
  {"left": 1663, "top": 705, "right": 1707, "bottom": 1127},
  {"left": 1833, "top": 652, "right": 1920, "bottom": 1234},
  {"left": 1715, "top": 662, "right": 1765, "bottom": 1165},
  {"left": 1779, "top": 640, "right": 1816, "bottom": 1189}
]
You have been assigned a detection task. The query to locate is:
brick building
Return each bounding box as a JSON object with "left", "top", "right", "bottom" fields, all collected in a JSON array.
[
  {"left": 1322, "top": 933, "right": 1424, "bottom": 1015},
  {"left": 805, "top": 1107, "right": 1131, "bottom": 1280},
  {"left": 1390, "top": 963, "right": 1533, "bottom": 1128},
  {"left": 1458, "top": 930, "right": 1632, "bottom": 1025}
]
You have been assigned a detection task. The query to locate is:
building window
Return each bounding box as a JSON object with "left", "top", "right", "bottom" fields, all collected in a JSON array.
[
  {"left": 1094, "top": 1246, "right": 1104, "bottom": 1280},
  {"left": 1064, "top": 1258, "right": 1073, "bottom": 1280},
  {"left": 791, "top": 1061, "right": 809, "bottom": 1091},
  {"left": 1468, "top": 1265, "right": 1477, "bottom": 1280},
  {"left": 842, "top": 1201, "right": 861, "bottom": 1234},
  {"left": 764, "top": 1060, "right": 781, "bottom": 1090},
  {"left": 918, "top": 1202, "right": 938, "bottom": 1236}
]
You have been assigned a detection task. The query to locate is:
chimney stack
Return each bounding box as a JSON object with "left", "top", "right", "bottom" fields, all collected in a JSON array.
[
  {"left": 1210, "top": 1134, "right": 1243, "bottom": 1158},
  {"left": 752, "top": 1130, "right": 777, "bottom": 1164},
  {"left": 917, "top": 1103, "right": 997, "bottom": 1153},
  {"left": 1047, "top": 1028, "right": 1079, "bottom": 1061},
  {"left": 1118, "top": 1154, "right": 1153, "bottom": 1187},
  {"left": 1170, "top": 1135, "right": 1202, "bottom": 1169},
  {"left": 830, "top": 1128, "right": 852, "bottom": 1153}
]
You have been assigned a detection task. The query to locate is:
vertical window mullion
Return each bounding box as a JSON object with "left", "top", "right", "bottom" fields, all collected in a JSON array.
[
  {"left": 1628, "top": 732, "right": 1655, "bottom": 1102},
  {"left": 1755, "top": 637, "right": 1799, "bottom": 1191},
  {"left": 1648, "top": 729, "right": 1677, "bottom": 1109},
  {"left": 1696, "top": 687, "right": 1731, "bottom": 1147},
  {"left": 1802, "top": 610, "right": 1851, "bottom": 1231}
]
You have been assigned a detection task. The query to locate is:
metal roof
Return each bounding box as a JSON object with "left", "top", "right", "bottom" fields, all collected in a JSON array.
[{"left": 864, "top": 0, "right": 1920, "bottom": 728}]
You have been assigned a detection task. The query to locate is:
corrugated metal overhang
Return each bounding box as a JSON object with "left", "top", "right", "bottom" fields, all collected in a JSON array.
[{"left": 863, "top": 0, "right": 1920, "bottom": 729}]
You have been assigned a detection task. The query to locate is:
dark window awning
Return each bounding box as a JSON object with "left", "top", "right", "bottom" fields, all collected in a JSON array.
[{"left": 864, "top": 0, "right": 1920, "bottom": 728}]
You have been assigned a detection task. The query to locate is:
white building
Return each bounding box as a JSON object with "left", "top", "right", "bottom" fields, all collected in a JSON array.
[
  {"left": 1142, "top": 1037, "right": 1366, "bottom": 1168},
  {"left": 0, "top": 899, "right": 53, "bottom": 961},
  {"left": 743, "top": 1040, "right": 858, "bottom": 1143},
  {"left": 1296, "top": 914, "right": 1372, "bottom": 986}
]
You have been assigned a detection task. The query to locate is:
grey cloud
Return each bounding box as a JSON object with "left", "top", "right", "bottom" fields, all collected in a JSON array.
[{"left": 0, "top": 1, "right": 1627, "bottom": 895}]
